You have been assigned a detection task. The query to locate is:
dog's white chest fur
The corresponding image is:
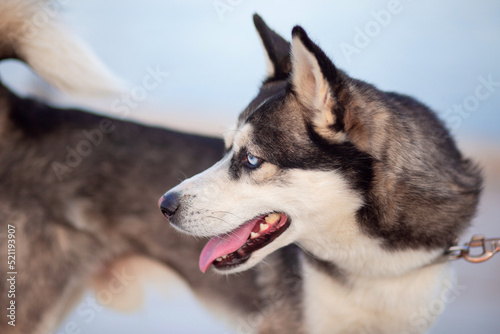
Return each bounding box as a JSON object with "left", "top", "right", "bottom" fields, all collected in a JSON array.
[{"left": 302, "top": 257, "right": 453, "bottom": 334}]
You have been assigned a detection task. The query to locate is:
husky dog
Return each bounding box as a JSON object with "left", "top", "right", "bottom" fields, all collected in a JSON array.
[
  {"left": 160, "top": 14, "right": 483, "bottom": 333},
  {"left": 0, "top": 2, "right": 271, "bottom": 333}
]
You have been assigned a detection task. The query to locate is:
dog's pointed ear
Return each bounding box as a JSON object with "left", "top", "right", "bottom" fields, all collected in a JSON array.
[
  {"left": 291, "top": 26, "right": 346, "bottom": 141},
  {"left": 253, "top": 14, "right": 291, "bottom": 81}
]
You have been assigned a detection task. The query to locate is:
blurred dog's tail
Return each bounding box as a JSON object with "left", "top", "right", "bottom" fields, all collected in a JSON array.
[{"left": 0, "top": 0, "right": 124, "bottom": 96}]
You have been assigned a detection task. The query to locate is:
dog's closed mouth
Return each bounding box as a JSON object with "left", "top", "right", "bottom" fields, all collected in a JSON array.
[{"left": 199, "top": 213, "right": 290, "bottom": 272}]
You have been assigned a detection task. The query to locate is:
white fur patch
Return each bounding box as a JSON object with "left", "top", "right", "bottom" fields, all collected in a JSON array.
[
  {"left": 223, "top": 127, "right": 237, "bottom": 150},
  {"left": 303, "top": 258, "right": 452, "bottom": 334}
]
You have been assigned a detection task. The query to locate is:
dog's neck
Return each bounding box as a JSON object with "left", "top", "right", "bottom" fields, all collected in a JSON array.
[
  {"left": 301, "top": 250, "right": 453, "bottom": 334},
  {"left": 297, "top": 211, "right": 446, "bottom": 278}
]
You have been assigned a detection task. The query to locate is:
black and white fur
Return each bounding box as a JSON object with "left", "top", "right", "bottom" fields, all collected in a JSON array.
[
  {"left": 160, "top": 14, "right": 482, "bottom": 333},
  {"left": 0, "top": 1, "right": 482, "bottom": 332}
]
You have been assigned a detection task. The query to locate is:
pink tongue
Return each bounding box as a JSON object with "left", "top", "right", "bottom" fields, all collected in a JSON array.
[{"left": 199, "top": 218, "right": 259, "bottom": 273}]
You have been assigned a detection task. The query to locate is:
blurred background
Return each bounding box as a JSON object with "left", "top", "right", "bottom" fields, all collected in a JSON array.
[{"left": 1, "top": 0, "right": 499, "bottom": 333}]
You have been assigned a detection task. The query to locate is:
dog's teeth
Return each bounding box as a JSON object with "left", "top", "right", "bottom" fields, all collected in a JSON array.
[
  {"left": 259, "top": 223, "right": 269, "bottom": 232},
  {"left": 222, "top": 255, "right": 227, "bottom": 259},
  {"left": 250, "top": 232, "right": 260, "bottom": 239},
  {"left": 265, "top": 213, "right": 280, "bottom": 225},
  {"left": 215, "top": 257, "right": 222, "bottom": 262}
]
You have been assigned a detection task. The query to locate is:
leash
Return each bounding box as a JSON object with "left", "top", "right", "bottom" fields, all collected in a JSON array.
[{"left": 448, "top": 235, "right": 500, "bottom": 263}]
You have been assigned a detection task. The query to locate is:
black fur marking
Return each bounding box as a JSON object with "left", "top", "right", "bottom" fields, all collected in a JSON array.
[
  {"left": 238, "top": 81, "right": 288, "bottom": 126},
  {"left": 331, "top": 98, "right": 346, "bottom": 133},
  {"left": 304, "top": 123, "right": 374, "bottom": 194},
  {"left": 229, "top": 149, "right": 247, "bottom": 180},
  {"left": 303, "top": 252, "right": 346, "bottom": 283},
  {"left": 229, "top": 152, "right": 240, "bottom": 180},
  {"left": 245, "top": 93, "right": 374, "bottom": 194},
  {"left": 253, "top": 14, "right": 291, "bottom": 83}
]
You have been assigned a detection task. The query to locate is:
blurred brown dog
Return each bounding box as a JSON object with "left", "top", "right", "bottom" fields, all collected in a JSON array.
[{"left": 0, "top": 1, "right": 266, "bottom": 333}]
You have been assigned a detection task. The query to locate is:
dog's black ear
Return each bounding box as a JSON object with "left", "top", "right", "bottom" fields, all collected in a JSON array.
[
  {"left": 290, "top": 26, "right": 346, "bottom": 141},
  {"left": 253, "top": 14, "right": 291, "bottom": 81}
]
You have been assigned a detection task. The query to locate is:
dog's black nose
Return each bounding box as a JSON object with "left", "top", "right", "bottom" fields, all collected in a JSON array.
[{"left": 159, "top": 192, "right": 180, "bottom": 218}]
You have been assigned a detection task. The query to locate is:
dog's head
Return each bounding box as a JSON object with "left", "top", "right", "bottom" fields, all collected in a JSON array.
[{"left": 159, "top": 15, "right": 481, "bottom": 276}]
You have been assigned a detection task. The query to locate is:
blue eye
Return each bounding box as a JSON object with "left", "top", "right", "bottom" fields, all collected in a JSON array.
[{"left": 243, "top": 153, "right": 263, "bottom": 169}]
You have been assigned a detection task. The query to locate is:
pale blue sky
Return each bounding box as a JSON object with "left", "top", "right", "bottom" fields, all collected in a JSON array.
[{"left": 2, "top": 0, "right": 500, "bottom": 140}]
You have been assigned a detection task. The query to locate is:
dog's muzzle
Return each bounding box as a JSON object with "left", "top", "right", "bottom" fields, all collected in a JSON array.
[{"left": 158, "top": 192, "right": 180, "bottom": 218}]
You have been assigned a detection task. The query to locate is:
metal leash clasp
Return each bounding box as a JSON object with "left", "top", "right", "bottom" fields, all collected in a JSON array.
[{"left": 448, "top": 235, "right": 500, "bottom": 263}]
